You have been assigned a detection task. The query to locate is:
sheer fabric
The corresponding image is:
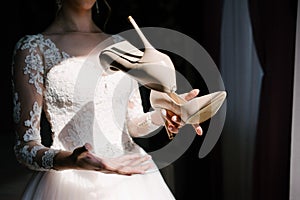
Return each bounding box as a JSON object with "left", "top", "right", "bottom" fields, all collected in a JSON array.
[{"left": 11, "top": 34, "right": 174, "bottom": 199}]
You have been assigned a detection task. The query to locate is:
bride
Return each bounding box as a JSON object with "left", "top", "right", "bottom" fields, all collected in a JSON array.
[{"left": 11, "top": 0, "right": 205, "bottom": 199}]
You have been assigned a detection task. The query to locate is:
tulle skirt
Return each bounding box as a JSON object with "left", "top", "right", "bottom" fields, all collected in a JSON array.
[{"left": 21, "top": 168, "right": 175, "bottom": 200}]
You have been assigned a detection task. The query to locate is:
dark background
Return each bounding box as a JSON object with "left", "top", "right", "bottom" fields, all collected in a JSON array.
[
  {"left": 2, "top": 1, "right": 223, "bottom": 199},
  {"left": 1, "top": 0, "right": 298, "bottom": 200}
]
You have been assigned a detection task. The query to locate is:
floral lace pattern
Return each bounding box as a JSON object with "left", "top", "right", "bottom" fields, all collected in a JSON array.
[
  {"left": 23, "top": 102, "right": 41, "bottom": 142},
  {"left": 11, "top": 34, "right": 69, "bottom": 171},
  {"left": 12, "top": 34, "right": 160, "bottom": 171},
  {"left": 23, "top": 51, "right": 44, "bottom": 95},
  {"left": 14, "top": 144, "right": 43, "bottom": 170}
]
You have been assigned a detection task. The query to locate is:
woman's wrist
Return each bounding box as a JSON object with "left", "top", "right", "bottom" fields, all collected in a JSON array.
[
  {"left": 53, "top": 150, "right": 76, "bottom": 170},
  {"left": 150, "top": 109, "right": 165, "bottom": 126}
]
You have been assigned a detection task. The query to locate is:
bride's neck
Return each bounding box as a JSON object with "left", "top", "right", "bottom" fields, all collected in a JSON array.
[{"left": 52, "top": 9, "right": 100, "bottom": 33}]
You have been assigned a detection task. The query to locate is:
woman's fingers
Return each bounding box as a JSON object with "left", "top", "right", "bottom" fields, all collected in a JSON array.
[
  {"left": 183, "top": 89, "right": 200, "bottom": 101},
  {"left": 161, "top": 109, "right": 183, "bottom": 133},
  {"left": 84, "top": 143, "right": 93, "bottom": 151},
  {"left": 121, "top": 154, "right": 151, "bottom": 165},
  {"left": 161, "top": 109, "right": 184, "bottom": 126},
  {"left": 161, "top": 88, "right": 203, "bottom": 136},
  {"left": 118, "top": 162, "right": 152, "bottom": 175},
  {"left": 192, "top": 124, "right": 203, "bottom": 135},
  {"left": 122, "top": 154, "right": 153, "bottom": 173},
  {"left": 102, "top": 154, "right": 153, "bottom": 175},
  {"left": 161, "top": 108, "right": 203, "bottom": 136},
  {"left": 183, "top": 89, "right": 203, "bottom": 135}
]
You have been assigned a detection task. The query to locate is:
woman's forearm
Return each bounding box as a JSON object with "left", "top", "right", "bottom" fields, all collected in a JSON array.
[{"left": 127, "top": 110, "right": 164, "bottom": 137}]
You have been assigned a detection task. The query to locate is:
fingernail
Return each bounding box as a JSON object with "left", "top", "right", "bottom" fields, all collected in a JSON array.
[
  {"left": 194, "top": 89, "right": 200, "bottom": 94},
  {"left": 171, "top": 115, "right": 178, "bottom": 122},
  {"left": 196, "top": 126, "right": 203, "bottom": 135},
  {"left": 168, "top": 125, "right": 174, "bottom": 132},
  {"left": 85, "top": 143, "right": 92, "bottom": 150},
  {"left": 161, "top": 109, "right": 167, "bottom": 117}
]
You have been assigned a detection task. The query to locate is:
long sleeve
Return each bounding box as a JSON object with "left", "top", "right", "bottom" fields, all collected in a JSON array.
[
  {"left": 126, "top": 81, "right": 165, "bottom": 137},
  {"left": 11, "top": 36, "right": 60, "bottom": 171}
]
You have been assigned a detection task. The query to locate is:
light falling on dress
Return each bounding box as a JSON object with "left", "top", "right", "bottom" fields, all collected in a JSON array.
[{"left": 11, "top": 34, "right": 175, "bottom": 200}]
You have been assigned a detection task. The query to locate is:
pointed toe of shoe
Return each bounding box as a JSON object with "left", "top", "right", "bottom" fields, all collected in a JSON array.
[{"left": 183, "top": 91, "right": 227, "bottom": 124}]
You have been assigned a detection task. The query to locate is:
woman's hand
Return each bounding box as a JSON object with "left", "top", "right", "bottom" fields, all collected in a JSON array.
[
  {"left": 162, "top": 89, "right": 203, "bottom": 136},
  {"left": 69, "top": 143, "right": 153, "bottom": 175}
]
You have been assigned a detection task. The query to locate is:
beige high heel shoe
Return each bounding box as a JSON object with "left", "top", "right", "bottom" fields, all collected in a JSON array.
[
  {"left": 100, "top": 16, "right": 227, "bottom": 139},
  {"left": 100, "top": 16, "right": 177, "bottom": 94},
  {"left": 150, "top": 90, "right": 227, "bottom": 124}
]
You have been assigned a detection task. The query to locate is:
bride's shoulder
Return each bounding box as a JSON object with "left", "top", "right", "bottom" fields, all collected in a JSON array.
[
  {"left": 14, "top": 34, "right": 45, "bottom": 50},
  {"left": 12, "top": 34, "right": 47, "bottom": 55}
]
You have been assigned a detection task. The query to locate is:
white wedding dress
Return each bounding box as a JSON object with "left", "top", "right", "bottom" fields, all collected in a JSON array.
[{"left": 11, "top": 34, "right": 175, "bottom": 200}]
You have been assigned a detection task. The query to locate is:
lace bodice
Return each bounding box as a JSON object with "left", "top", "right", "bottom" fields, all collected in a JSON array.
[{"left": 11, "top": 34, "right": 160, "bottom": 171}]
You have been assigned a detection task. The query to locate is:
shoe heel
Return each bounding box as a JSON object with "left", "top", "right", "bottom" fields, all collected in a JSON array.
[
  {"left": 127, "top": 16, "right": 176, "bottom": 76},
  {"left": 100, "top": 16, "right": 177, "bottom": 93},
  {"left": 128, "top": 16, "right": 153, "bottom": 50}
]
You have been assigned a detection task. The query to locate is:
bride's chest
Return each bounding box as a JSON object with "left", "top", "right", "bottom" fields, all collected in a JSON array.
[{"left": 44, "top": 58, "right": 133, "bottom": 106}]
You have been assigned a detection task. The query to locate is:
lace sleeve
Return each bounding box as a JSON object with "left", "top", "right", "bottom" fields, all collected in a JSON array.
[
  {"left": 11, "top": 36, "right": 60, "bottom": 171},
  {"left": 126, "top": 81, "right": 165, "bottom": 137}
]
